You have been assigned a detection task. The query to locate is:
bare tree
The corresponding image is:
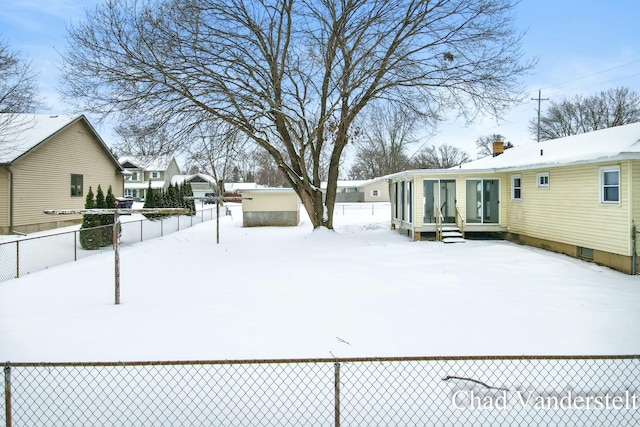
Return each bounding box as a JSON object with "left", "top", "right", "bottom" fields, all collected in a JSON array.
[
  {"left": 185, "top": 120, "right": 251, "bottom": 195},
  {"left": 411, "top": 144, "right": 471, "bottom": 169},
  {"left": 529, "top": 87, "right": 640, "bottom": 141},
  {"left": 475, "top": 134, "right": 514, "bottom": 158},
  {"left": 349, "top": 104, "right": 425, "bottom": 179},
  {"left": 113, "top": 115, "right": 184, "bottom": 157},
  {"left": 61, "top": 0, "right": 534, "bottom": 229},
  {"left": 0, "top": 37, "right": 44, "bottom": 153},
  {"left": 254, "top": 151, "right": 289, "bottom": 187}
]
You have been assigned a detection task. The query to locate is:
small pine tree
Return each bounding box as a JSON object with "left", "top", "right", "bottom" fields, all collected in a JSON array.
[
  {"left": 144, "top": 183, "right": 156, "bottom": 219},
  {"left": 94, "top": 185, "right": 108, "bottom": 247},
  {"left": 184, "top": 182, "right": 196, "bottom": 214},
  {"left": 79, "top": 187, "right": 100, "bottom": 249},
  {"left": 103, "top": 185, "right": 117, "bottom": 244},
  {"left": 166, "top": 183, "right": 178, "bottom": 208}
]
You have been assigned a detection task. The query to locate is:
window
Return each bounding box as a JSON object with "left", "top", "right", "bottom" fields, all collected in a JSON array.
[
  {"left": 371, "top": 190, "right": 379, "bottom": 197},
  {"left": 130, "top": 171, "right": 139, "bottom": 181},
  {"left": 511, "top": 175, "right": 522, "bottom": 200},
  {"left": 151, "top": 171, "right": 160, "bottom": 179},
  {"left": 600, "top": 166, "right": 620, "bottom": 204},
  {"left": 71, "top": 174, "right": 83, "bottom": 197},
  {"left": 537, "top": 172, "right": 549, "bottom": 189},
  {"left": 579, "top": 247, "right": 594, "bottom": 260}
]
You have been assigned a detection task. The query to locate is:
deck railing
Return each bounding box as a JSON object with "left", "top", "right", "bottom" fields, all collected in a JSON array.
[{"left": 456, "top": 206, "right": 465, "bottom": 239}]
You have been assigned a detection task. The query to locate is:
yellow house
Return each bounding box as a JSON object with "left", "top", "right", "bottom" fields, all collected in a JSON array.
[
  {"left": 389, "top": 123, "right": 640, "bottom": 274},
  {"left": 0, "top": 114, "right": 125, "bottom": 234}
]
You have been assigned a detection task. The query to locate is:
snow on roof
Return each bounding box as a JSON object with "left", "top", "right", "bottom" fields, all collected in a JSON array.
[
  {"left": 171, "top": 173, "right": 216, "bottom": 185},
  {"left": 225, "top": 182, "right": 259, "bottom": 191},
  {"left": 320, "top": 180, "right": 370, "bottom": 189},
  {"left": 125, "top": 181, "right": 165, "bottom": 190},
  {"left": 458, "top": 122, "right": 640, "bottom": 171},
  {"left": 119, "top": 155, "right": 176, "bottom": 171},
  {"left": 0, "top": 114, "right": 80, "bottom": 163}
]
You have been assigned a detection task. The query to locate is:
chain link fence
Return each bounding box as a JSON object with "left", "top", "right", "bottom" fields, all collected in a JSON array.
[
  {"left": 3, "top": 356, "right": 639, "bottom": 426},
  {"left": 0, "top": 207, "right": 221, "bottom": 284}
]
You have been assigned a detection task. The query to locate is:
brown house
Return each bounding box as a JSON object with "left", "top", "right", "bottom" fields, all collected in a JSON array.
[{"left": 0, "top": 114, "right": 125, "bottom": 234}]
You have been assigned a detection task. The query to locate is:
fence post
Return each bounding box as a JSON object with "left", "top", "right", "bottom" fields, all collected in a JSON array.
[
  {"left": 4, "top": 363, "right": 11, "bottom": 427},
  {"left": 140, "top": 220, "right": 143, "bottom": 243},
  {"left": 74, "top": 230, "right": 77, "bottom": 261},
  {"left": 334, "top": 361, "right": 340, "bottom": 427},
  {"left": 114, "top": 213, "right": 121, "bottom": 305},
  {"left": 15, "top": 242, "right": 19, "bottom": 279}
]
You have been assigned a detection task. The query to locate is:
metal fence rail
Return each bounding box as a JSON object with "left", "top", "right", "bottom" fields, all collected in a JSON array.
[
  {"left": 3, "top": 356, "right": 639, "bottom": 426},
  {"left": 0, "top": 208, "right": 220, "bottom": 284}
]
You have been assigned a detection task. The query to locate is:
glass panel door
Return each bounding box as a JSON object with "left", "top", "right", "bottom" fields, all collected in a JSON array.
[
  {"left": 465, "top": 179, "right": 499, "bottom": 224},
  {"left": 424, "top": 180, "right": 457, "bottom": 223},
  {"left": 483, "top": 179, "right": 500, "bottom": 223},
  {"left": 466, "top": 180, "right": 482, "bottom": 223},
  {"left": 440, "top": 180, "right": 456, "bottom": 223},
  {"left": 423, "top": 180, "right": 437, "bottom": 223}
]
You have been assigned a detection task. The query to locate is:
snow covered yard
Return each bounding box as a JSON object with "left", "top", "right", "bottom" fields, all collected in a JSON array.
[{"left": 1, "top": 202, "right": 639, "bottom": 363}]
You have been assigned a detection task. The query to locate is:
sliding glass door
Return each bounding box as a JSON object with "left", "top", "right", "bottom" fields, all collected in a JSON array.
[
  {"left": 423, "top": 179, "right": 456, "bottom": 223},
  {"left": 465, "top": 179, "right": 499, "bottom": 224}
]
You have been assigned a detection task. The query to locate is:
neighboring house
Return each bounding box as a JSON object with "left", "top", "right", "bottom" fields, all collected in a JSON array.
[
  {"left": 389, "top": 123, "right": 640, "bottom": 274},
  {"left": 321, "top": 179, "right": 391, "bottom": 202},
  {"left": 0, "top": 114, "right": 125, "bottom": 234},
  {"left": 171, "top": 173, "right": 217, "bottom": 198},
  {"left": 360, "top": 177, "right": 390, "bottom": 202},
  {"left": 119, "top": 156, "right": 181, "bottom": 200}
]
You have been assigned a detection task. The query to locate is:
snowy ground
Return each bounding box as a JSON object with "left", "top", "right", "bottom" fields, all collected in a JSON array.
[{"left": 1, "top": 202, "right": 639, "bottom": 363}]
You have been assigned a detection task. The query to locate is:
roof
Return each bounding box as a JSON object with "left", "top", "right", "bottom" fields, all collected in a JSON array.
[
  {"left": 0, "top": 114, "right": 121, "bottom": 167},
  {"left": 125, "top": 181, "right": 166, "bottom": 190},
  {"left": 320, "top": 180, "right": 370, "bottom": 189},
  {"left": 240, "top": 188, "right": 296, "bottom": 193},
  {"left": 171, "top": 173, "right": 216, "bottom": 185},
  {"left": 458, "top": 122, "right": 640, "bottom": 171},
  {"left": 119, "top": 156, "right": 177, "bottom": 171},
  {"left": 225, "top": 182, "right": 260, "bottom": 191}
]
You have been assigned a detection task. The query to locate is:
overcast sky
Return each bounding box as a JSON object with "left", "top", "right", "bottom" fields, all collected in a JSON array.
[{"left": 1, "top": 0, "right": 639, "bottom": 159}]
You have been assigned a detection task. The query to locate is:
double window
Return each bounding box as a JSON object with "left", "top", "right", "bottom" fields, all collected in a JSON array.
[
  {"left": 537, "top": 172, "right": 549, "bottom": 189},
  {"left": 71, "top": 174, "right": 83, "bottom": 197},
  {"left": 511, "top": 175, "right": 522, "bottom": 200},
  {"left": 600, "top": 166, "right": 620, "bottom": 204}
]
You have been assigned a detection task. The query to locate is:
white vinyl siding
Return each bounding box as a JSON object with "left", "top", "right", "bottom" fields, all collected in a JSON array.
[{"left": 507, "top": 163, "right": 630, "bottom": 256}]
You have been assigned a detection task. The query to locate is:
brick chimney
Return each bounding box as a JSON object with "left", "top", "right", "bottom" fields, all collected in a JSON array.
[{"left": 492, "top": 137, "right": 505, "bottom": 157}]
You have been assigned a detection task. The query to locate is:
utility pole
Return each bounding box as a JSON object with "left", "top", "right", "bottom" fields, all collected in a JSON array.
[{"left": 532, "top": 89, "right": 549, "bottom": 142}]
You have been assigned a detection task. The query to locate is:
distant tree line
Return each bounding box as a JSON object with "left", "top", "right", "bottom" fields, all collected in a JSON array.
[{"left": 530, "top": 87, "right": 640, "bottom": 141}]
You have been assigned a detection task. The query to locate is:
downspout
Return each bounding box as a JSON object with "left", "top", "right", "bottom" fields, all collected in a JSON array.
[
  {"left": 632, "top": 222, "right": 637, "bottom": 275},
  {"left": 5, "top": 165, "right": 25, "bottom": 236}
]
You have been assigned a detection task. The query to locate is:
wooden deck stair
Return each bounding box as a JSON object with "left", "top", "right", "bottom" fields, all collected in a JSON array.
[{"left": 440, "top": 225, "right": 465, "bottom": 244}]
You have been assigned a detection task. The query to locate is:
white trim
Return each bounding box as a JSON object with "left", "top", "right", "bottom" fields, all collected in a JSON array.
[
  {"left": 536, "top": 172, "right": 549, "bottom": 189},
  {"left": 600, "top": 166, "right": 620, "bottom": 205},
  {"left": 511, "top": 174, "right": 522, "bottom": 200}
]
